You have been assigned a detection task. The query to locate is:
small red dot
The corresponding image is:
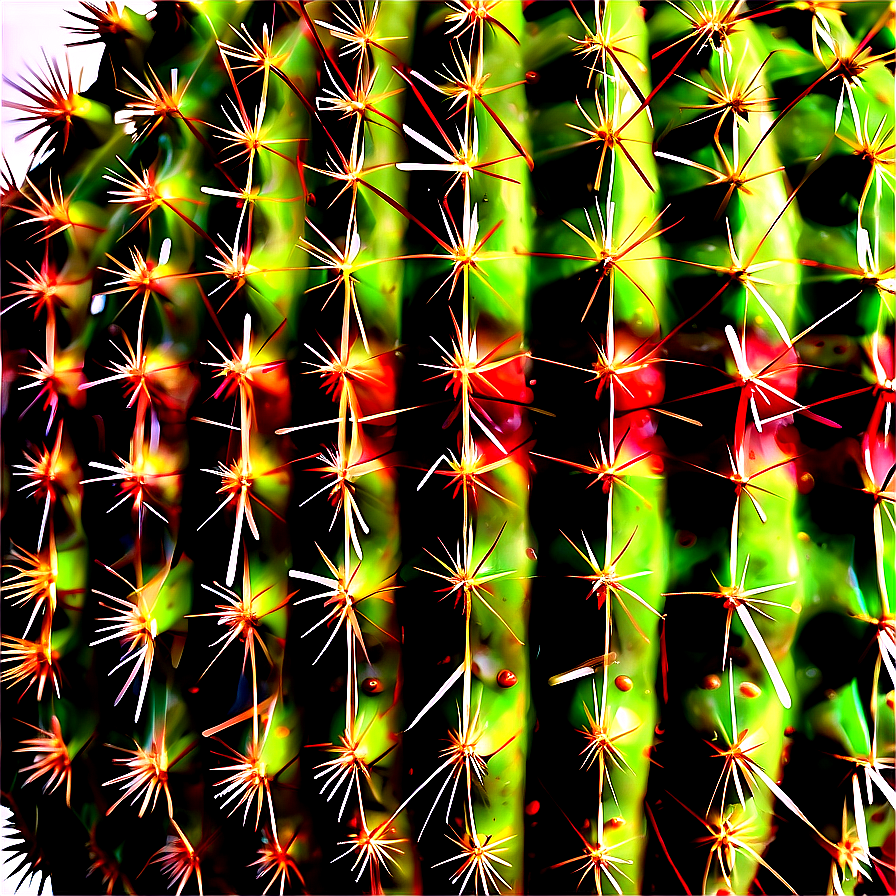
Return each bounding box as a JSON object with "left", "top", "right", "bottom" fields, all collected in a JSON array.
[
  {"left": 361, "top": 677, "right": 383, "bottom": 695},
  {"left": 497, "top": 669, "right": 518, "bottom": 688},
  {"left": 525, "top": 800, "right": 540, "bottom": 816}
]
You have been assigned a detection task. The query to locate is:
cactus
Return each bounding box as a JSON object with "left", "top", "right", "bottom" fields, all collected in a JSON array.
[{"left": 1, "top": 1, "right": 893, "bottom": 895}]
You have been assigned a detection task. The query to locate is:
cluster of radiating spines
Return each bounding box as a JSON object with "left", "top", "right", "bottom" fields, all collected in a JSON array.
[
  {"left": 663, "top": 0, "right": 895, "bottom": 711},
  {"left": 781, "top": 21, "right": 896, "bottom": 888},
  {"left": 380, "top": 2, "right": 536, "bottom": 892},
  {"left": 679, "top": 5, "right": 894, "bottom": 896},
  {"left": 0, "top": 108, "right": 103, "bottom": 717},
  {"left": 183, "top": 20, "right": 306, "bottom": 894},
  {"left": 0, "top": 53, "right": 92, "bottom": 820},
  {"left": 273, "top": 4, "right": 410, "bottom": 889},
  {"left": 530, "top": 2, "right": 893, "bottom": 894},
  {"left": 529, "top": 4, "right": 666, "bottom": 892},
  {"left": 663, "top": 5, "right": 893, "bottom": 895},
  {"left": 0, "top": 7, "right": 298, "bottom": 893},
  {"left": 280, "top": 2, "right": 532, "bottom": 891}
]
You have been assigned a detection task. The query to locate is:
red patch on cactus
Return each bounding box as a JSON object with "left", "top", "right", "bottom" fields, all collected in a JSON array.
[
  {"left": 743, "top": 331, "right": 797, "bottom": 396},
  {"left": 724, "top": 327, "right": 804, "bottom": 439},
  {"left": 18, "top": 346, "right": 86, "bottom": 433},
  {"left": 350, "top": 349, "right": 400, "bottom": 425},
  {"left": 251, "top": 362, "right": 292, "bottom": 433},
  {"left": 614, "top": 410, "right": 664, "bottom": 478},
  {"left": 595, "top": 329, "right": 665, "bottom": 413},
  {"left": 468, "top": 345, "right": 534, "bottom": 466},
  {"left": 861, "top": 432, "right": 895, "bottom": 498}
]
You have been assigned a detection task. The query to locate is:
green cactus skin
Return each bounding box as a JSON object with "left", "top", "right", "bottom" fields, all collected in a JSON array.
[{"left": 1, "top": 3, "right": 894, "bottom": 896}]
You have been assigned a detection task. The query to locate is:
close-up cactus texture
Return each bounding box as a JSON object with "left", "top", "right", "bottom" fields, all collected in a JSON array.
[{"left": 1, "top": 1, "right": 894, "bottom": 894}]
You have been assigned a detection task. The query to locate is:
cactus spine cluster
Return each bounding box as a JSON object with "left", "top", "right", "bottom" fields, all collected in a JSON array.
[{"left": 1, "top": 2, "right": 894, "bottom": 895}]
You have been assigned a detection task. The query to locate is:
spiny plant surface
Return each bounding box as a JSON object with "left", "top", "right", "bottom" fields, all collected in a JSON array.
[{"left": 0, "top": 1, "right": 894, "bottom": 894}]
